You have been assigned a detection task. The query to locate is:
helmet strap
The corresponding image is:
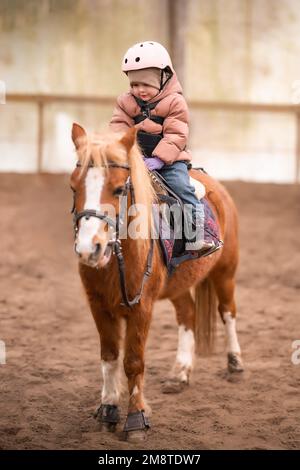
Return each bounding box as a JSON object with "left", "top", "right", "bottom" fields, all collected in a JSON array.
[{"left": 159, "top": 67, "right": 173, "bottom": 91}]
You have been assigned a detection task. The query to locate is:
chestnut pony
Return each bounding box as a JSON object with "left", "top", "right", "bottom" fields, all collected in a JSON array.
[{"left": 70, "top": 123, "right": 243, "bottom": 441}]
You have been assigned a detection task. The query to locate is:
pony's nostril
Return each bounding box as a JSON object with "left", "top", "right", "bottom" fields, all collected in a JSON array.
[
  {"left": 74, "top": 244, "right": 81, "bottom": 257},
  {"left": 94, "top": 243, "right": 101, "bottom": 257}
]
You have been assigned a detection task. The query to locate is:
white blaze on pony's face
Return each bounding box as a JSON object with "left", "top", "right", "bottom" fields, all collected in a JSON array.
[{"left": 75, "top": 166, "right": 107, "bottom": 263}]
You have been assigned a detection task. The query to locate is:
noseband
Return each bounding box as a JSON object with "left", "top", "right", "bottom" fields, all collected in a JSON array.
[{"left": 71, "top": 161, "right": 154, "bottom": 308}]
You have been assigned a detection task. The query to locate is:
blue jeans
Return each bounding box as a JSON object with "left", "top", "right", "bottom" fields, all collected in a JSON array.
[{"left": 157, "top": 161, "right": 205, "bottom": 242}]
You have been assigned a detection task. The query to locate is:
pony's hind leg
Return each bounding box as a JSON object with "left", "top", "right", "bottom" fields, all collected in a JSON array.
[
  {"left": 211, "top": 272, "right": 244, "bottom": 373},
  {"left": 162, "top": 291, "right": 195, "bottom": 393}
]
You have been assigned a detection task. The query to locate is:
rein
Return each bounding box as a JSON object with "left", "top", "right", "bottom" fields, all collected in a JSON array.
[{"left": 71, "top": 161, "right": 154, "bottom": 308}]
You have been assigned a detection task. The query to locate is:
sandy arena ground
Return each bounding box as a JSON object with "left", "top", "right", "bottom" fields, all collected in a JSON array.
[{"left": 0, "top": 173, "right": 299, "bottom": 450}]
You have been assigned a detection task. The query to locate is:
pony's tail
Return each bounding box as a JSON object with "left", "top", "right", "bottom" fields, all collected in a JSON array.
[{"left": 194, "top": 277, "right": 217, "bottom": 355}]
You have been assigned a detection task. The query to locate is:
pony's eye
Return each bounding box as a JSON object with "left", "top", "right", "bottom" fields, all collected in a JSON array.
[{"left": 113, "top": 186, "right": 125, "bottom": 197}]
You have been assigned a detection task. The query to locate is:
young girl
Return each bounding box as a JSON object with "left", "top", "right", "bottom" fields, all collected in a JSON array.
[{"left": 110, "top": 40, "right": 217, "bottom": 254}]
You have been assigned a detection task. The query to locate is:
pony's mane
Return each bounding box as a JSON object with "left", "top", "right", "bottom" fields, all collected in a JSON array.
[{"left": 76, "top": 131, "right": 157, "bottom": 243}]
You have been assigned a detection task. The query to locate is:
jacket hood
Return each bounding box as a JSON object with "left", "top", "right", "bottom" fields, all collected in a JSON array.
[{"left": 130, "top": 72, "right": 183, "bottom": 104}]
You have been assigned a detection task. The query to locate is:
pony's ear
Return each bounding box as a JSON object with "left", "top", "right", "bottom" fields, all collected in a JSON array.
[
  {"left": 72, "top": 123, "right": 87, "bottom": 149},
  {"left": 119, "top": 127, "right": 137, "bottom": 153}
]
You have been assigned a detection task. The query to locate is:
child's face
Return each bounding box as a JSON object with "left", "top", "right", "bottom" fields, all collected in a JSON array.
[{"left": 130, "top": 82, "right": 159, "bottom": 101}]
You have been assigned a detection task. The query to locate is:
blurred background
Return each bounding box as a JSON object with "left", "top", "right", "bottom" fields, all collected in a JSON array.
[
  {"left": 1, "top": 2, "right": 300, "bottom": 451},
  {"left": 1, "top": 0, "right": 300, "bottom": 180}
]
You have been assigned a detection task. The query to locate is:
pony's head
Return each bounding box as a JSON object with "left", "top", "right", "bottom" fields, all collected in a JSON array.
[{"left": 70, "top": 123, "right": 154, "bottom": 268}]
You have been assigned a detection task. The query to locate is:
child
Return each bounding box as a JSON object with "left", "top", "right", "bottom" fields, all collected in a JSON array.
[{"left": 110, "top": 40, "right": 217, "bottom": 254}]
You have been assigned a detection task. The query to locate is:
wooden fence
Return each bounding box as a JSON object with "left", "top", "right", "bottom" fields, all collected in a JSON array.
[{"left": 6, "top": 93, "right": 300, "bottom": 182}]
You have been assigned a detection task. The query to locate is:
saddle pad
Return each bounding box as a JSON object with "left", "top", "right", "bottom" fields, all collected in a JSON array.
[{"left": 158, "top": 196, "right": 220, "bottom": 272}]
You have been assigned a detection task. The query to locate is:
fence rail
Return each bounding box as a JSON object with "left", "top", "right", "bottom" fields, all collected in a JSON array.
[{"left": 6, "top": 93, "right": 300, "bottom": 182}]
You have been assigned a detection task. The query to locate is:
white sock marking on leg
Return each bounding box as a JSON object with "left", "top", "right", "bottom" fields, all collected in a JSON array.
[
  {"left": 101, "top": 359, "right": 120, "bottom": 405},
  {"left": 224, "top": 312, "right": 241, "bottom": 354},
  {"left": 176, "top": 325, "right": 195, "bottom": 370}
]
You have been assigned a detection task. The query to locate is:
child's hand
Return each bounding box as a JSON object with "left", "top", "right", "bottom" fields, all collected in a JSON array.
[{"left": 143, "top": 156, "right": 164, "bottom": 171}]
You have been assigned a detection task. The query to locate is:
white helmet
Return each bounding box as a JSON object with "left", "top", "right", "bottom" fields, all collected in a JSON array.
[{"left": 122, "top": 41, "right": 173, "bottom": 73}]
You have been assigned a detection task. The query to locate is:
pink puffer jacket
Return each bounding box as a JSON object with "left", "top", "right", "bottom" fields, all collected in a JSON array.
[{"left": 109, "top": 73, "right": 191, "bottom": 164}]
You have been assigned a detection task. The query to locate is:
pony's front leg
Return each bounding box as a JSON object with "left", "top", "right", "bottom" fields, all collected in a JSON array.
[
  {"left": 89, "top": 300, "right": 122, "bottom": 432},
  {"left": 123, "top": 306, "right": 152, "bottom": 442}
]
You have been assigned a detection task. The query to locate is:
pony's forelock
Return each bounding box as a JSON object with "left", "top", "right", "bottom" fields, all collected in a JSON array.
[{"left": 76, "top": 132, "right": 128, "bottom": 174}]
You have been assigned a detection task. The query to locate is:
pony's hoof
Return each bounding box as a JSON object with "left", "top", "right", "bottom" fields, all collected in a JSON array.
[
  {"left": 125, "top": 429, "right": 148, "bottom": 443},
  {"left": 100, "top": 422, "right": 118, "bottom": 433},
  {"left": 123, "top": 410, "right": 150, "bottom": 441},
  {"left": 227, "top": 352, "right": 244, "bottom": 373},
  {"left": 94, "top": 404, "right": 120, "bottom": 432},
  {"left": 162, "top": 378, "right": 188, "bottom": 394}
]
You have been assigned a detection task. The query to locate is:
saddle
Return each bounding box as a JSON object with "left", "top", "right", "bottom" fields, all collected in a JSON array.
[{"left": 150, "top": 168, "right": 222, "bottom": 275}]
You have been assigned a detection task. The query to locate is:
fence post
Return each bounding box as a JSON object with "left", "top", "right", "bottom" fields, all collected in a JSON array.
[
  {"left": 168, "top": 0, "right": 188, "bottom": 90},
  {"left": 37, "top": 100, "right": 44, "bottom": 173}
]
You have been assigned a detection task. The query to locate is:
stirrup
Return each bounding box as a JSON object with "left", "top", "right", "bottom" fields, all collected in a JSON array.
[
  {"left": 185, "top": 239, "right": 223, "bottom": 256},
  {"left": 201, "top": 240, "right": 224, "bottom": 257},
  {"left": 185, "top": 240, "right": 214, "bottom": 251}
]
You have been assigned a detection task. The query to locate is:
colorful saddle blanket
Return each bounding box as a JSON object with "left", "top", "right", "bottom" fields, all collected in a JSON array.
[{"left": 157, "top": 196, "right": 221, "bottom": 274}]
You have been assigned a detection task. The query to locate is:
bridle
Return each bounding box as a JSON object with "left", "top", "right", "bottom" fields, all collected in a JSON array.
[{"left": 71, "top": 161, "right": 154, "bottom": 308}]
